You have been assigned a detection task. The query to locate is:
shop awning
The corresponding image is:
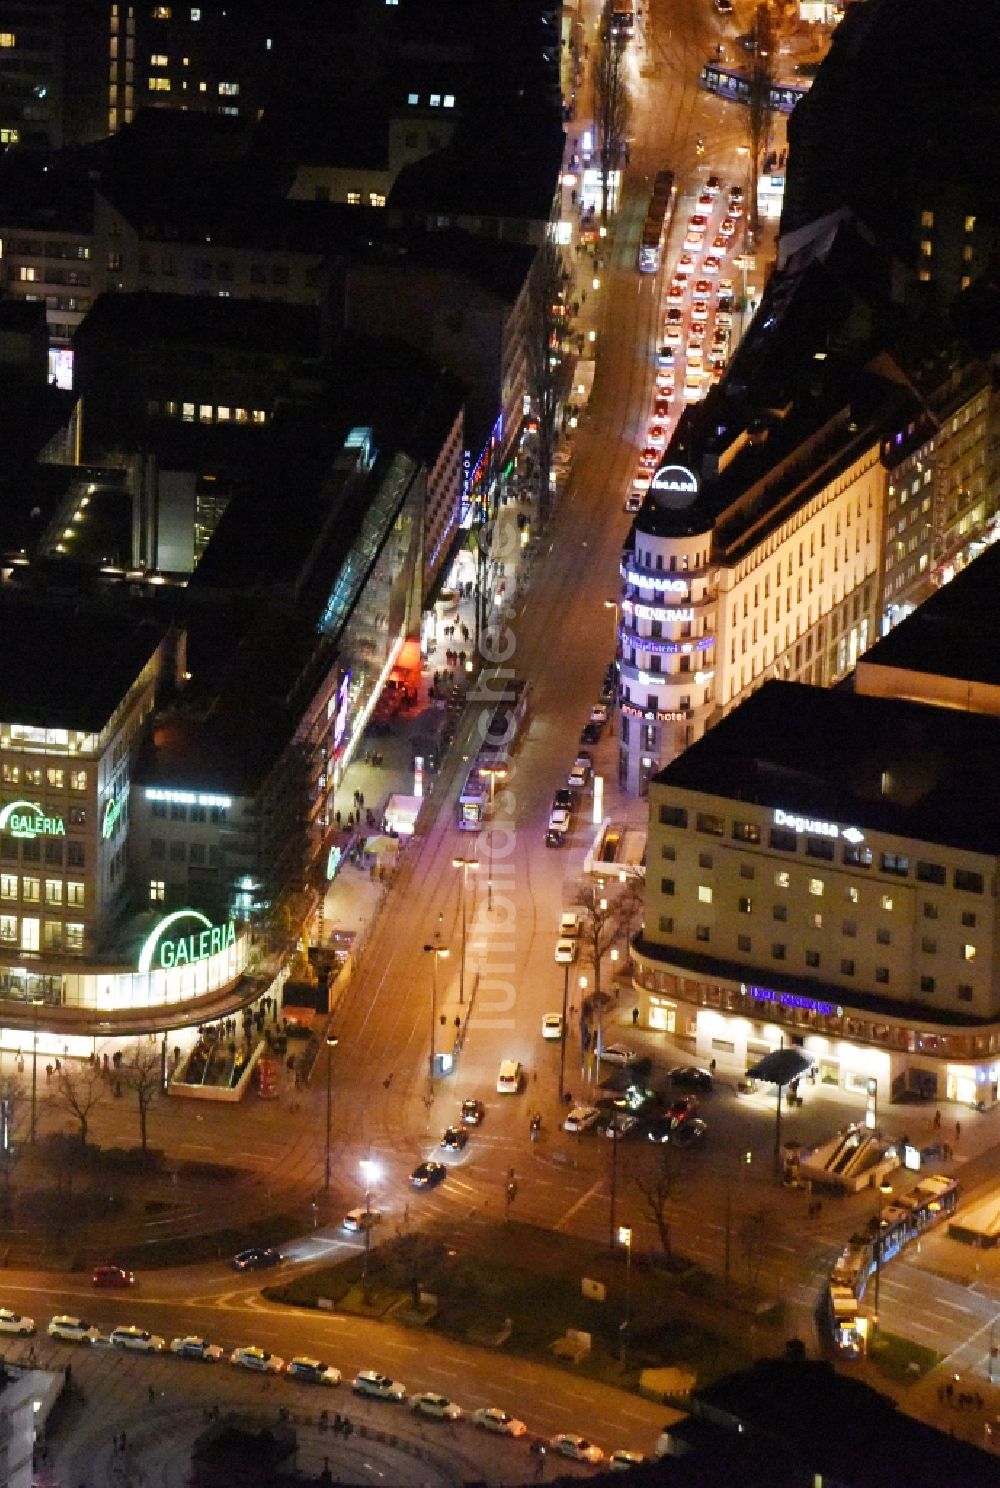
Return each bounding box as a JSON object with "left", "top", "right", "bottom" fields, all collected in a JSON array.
[{"left": 746, "top": 1048, "right": 814, "bottom": 1087}]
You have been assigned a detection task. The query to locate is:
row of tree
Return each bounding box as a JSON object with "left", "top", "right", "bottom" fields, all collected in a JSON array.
[{"left": 0, "top": 1041, "right": 163, "bottom": 1160}]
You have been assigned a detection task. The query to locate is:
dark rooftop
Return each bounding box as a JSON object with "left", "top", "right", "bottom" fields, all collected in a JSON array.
[
  {"left": 654, "top": 680, "right": 1000, "bottom": 857},
  {"left": 859, "top": 541, "right": 1000, "bottom": 691},
  {"left": 74, "top": 292, "right": 322, "bottom": 359},
  {"left": 388, "top": 115, "right": 564, "bottom": 224}
]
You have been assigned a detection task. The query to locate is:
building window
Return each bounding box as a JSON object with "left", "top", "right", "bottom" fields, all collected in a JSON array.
[
  {"left": 774, "top": 871, "right": 789, "bottom": 889},
  {"left": 843, "top": 845, "right": 872, "bottom": 869},
  {"left": 218, "top": 82, "right": 239, "bottom": 95},
  {"left": 740, "top": 864, "right": 755, "bottom": 880},
  {"left": 923, "top": 902, "right": 938, "bottom": 920},
  {"left": 695, "top": 924, "right": 710, "bottom": 942},
  {"left": 696, "top": 812, "right": 724, "bottom": 836},
  {"left": 660, "top": 878, "right": 675, "bottom": 896},
  {"left": 67, "top": 882, "right": 85, "bottom": 907},
  {"left": 0, "top": 874, "right": 16, "bottom": 900},
  {"left": 880, "top": 895, "right": 893, "bottom": 912},
  {"left": 732, "top": 821, "right": 761, "bottom": 844},
  {"left": 808, "top": 878, "right": 824, "bottom": 897},
  {"left": 772, "top": 943, "right": 786, "bottom": 961},
  {"left": 805, "top": 950, "right": 820, "bottom": 968},
  {"left": 70, "top": 769, "right": 87, "bottom": 791},
  {"left": 964, "top": 215, "right": 976, "bottom": 233},
  {"left": 738, "top": 897, "right": 752, "bottom": 914},
  {"left": 698, "top": 853, "right": 713, "bottom": 870},
  {"left": 876, "top": 928, "right": 891, "bottom": 946},
  {"left": 697, "top": 885, "right": 713, "bottom": 904},
  {"left": 954, "top": 869, "right": 983, "bottom": 894},
  {"left": 0, "top": 915, "right": 15, "bottom": 943},
  {"left": 20, "top": 917, "right": 39, "bottom": 951},
  {"left": 67, "top": 843, "right": 85, "bottom": 868},
  {"left": 961, "top": 911, "right": 976, "bottom": 928},
  {"left": 769, "top": 827, "right": 797, "bottom": 852},
  {"left": 840, "top": 958, "right": 855, "bottom": 976},
  {"left": 772, "top": 904, "right": 787, "bottom": 922},
  {"left": 805, "top": 837, "right": 834, "bottom": 861},
  {"left": 43, "top": 920, "right": 63, "bottom": 951},
  {"left": 842, "top": 920, "right": 857, "bottom": 938},
  {"left": 21, "top": 877, "right": 39, "bottom": 903},
  {"left": 920, "top": 209, "right": 934, "bottom": 228},
  {"left": 963, "top": 944, "right": 977, "bottom": 962},
  {"left": 169, "top": 842, "right": 186, "bottom": 863},
  {"left": 65, "top": 922, "right": 84, "bottom": 951},
  {"left": 46, "top": 767, "right": 65, "bottom": 788},
  {"left": 44, "top": 879, "right": 62, "bottom": 906},
  {"left": 919, "top": 976, "right": 935, "bottom": 994},
  {"left": 921, "top": 937, "right": 937, "bottom": 954},
  {"left": 189, "top": 843, "right": 206, "bottom": 866},
  {"left": 880, "top": 852, "right": 909, "bottom": 876},
  {"left": 149, "top": 879, "right": 165, "bottom": 904},
  {"left": 916, "top": 860, "right": 945, "bottom": 885},
  {"left": 658, "top": 915, "right": 673, "bottom": 933},
  {"left": 875, "top": 967, "right": 889, "bottom": 984},
  {"left": 171, "top": 803, "right": 187, "bottom": 820},
  {"left": 661, "top": 845, "right": 675, "bottom": 861},
  {"left": 659, "top": 805, "right": 687, "bottom": 828},
  {"left": 1, "top": 764, "right": 18, "bottom": 784},
  {"left": 737, "top": 934, "right": 751, "bottom": 953},
  {"left": 152, "top": 801, "right": 167, "bottom": 818},
  {"left": 957, "top": 984, "right": 973, "bottom": 1002}
]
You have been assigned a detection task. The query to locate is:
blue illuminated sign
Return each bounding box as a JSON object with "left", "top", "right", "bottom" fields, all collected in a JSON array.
[{"left": 743, "top": 983, "right": 840, "bottom": 1018}]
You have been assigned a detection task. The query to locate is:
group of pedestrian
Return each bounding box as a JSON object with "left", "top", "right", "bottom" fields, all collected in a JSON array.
[
  {"left": 440, "top": 622, "right": 470, "bottom": 643},
  {"left": 318, "top": 1410, "right": 355, "bottom": 1438},
  {"left": 939, "top": 1380, "right": 984, "bottom": 1411}
]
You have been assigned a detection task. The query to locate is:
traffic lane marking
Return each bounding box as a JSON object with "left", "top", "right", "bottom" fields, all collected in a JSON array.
[{"left": 554, "top": 1181, "right": 603, "bottom": 1231}]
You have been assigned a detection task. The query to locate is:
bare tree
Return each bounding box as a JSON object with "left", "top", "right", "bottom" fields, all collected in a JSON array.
[
  {"left": 574, "top": 879, "right": 625, "bottom": 1009},
  {"left": 593, "top": 3, "right": 631, "bottom": 225},
  {"left": 121, "top": 1043, "right": 162, "bottom": 1156},
  {"left": 634, "top": 1144, "right": 679, "bottom": 1262},
  {"left": 525, "top": 233, "right": 572, "bottom": 526},
  {"left": 0, "top": 1071, "right": 24, "bottom": 1191},
  {"left": 50, "top": 1065, "right": 106, "bottom": 1149},
  {"left": 392, "top": 1232, "right": 444, "bottom": 1309},
  {"left": 745, "top": 3, "right": 775, "bottom": 243}
]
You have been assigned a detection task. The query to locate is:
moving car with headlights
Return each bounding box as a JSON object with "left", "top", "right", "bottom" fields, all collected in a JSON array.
[
  {"left": 343, "top": 1207, "right": 383, "bottom": 1232},
  {"left": 410, "top": 1160, "right": 446, "bottom": 1189},
  {"left": 110, "top": 1326, "right": 165, "bottom": 1353},
  {"left": 0, "top": 1308, "right": 34, "bottom": 1336},
  {"left": 624, "top": 491, "right": 643, "bottom": 513},
  {"left": 232, "top": 1246, "right": 284, "bottom": 1271},
  {"left": 563, "top": 1104, "right": 601, "bottom": 1133},
  {"left": 461, "top": 1098, "right": 485, "bottom": 1126},
  {"left": 600, "top": 1043, "right": 638, "bottom": 1067},
  {"left": 47, "top": 1316, "right": 100, "bottom": 1345},
  {"left": 546, "top": 806, "right": 570, "bottom": 845},
  {"left": 288, "top": 1356, "right": 341, "bottom": 1386},
  {"left": 353, "top": 1369, "right": 406, "bottom": 1401},
  {"left": 669, "top": 1064, "right": 714, "bottom": 1091},
  {"left": 610, "top": 1450, "right": 647, "bottom": 1470},
  {"left": 231, "top": 1345, "right": 284, "bottom": 1374},
  {"left": 440, "top": 1126, "right": 468, "bottom": 1150},
  {"left": 92, "top": 1264, "right": 134, "bottom": 1289},
  {"left": 411, "top": 1391, "right": 463, "bottom": 1421},
  {"left": 667, "top": 1095, "right": 699, "bottom": 1125},
  {"left": 471, "top": 1406, "right": 527, "bottom": 1436},
  {"left": 542, "top": 1012, "right": 565, "bottom": 1041},
  {"left": 497, "top": 1059, "right": 522, "bottom": 1094},
  {"left": 170, "top": 1335, "right": 224, "bottom": 1362},
  {"left": 550, "top": 1434, "right": 604, "bottom": 1465}
]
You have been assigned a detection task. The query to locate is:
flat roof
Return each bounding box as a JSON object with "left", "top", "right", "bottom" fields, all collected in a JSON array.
[
  {"left": 654, "top": 680, "right": 1000, "bottom": 857},
  {"left": 860, "top": 541, "right": 1000, "bottom": 689}
]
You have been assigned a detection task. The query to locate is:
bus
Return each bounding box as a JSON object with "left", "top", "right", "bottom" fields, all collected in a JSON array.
[
  {"left": 699, "top": 62, "right": 808, "bottom": 115},
  {"left": 609, "top": 1, "right": 635, "bottom": 42},
  {"left": 638, "top": 169, "right": 676, "bottom": 273},
  {"left": 457, "top": 678, "right": 530, "bottom": 830}
]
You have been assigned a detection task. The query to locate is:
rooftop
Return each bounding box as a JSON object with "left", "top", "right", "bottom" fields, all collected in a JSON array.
[{"left": 653, "top": 680, "right": 1000, "bottom": 857}]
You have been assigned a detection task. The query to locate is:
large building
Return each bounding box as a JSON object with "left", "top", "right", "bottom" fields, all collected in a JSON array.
[{"left": 634, "top": 679, "right": 1000, "bottom": 1109}]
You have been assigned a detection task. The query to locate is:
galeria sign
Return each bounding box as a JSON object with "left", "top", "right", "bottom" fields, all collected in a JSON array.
[
  {"left": 138, "top": 908, "right": 237, "bottom": 974},
  {"left": 0, "top": 799, "right": 66, "bottom": 839}
]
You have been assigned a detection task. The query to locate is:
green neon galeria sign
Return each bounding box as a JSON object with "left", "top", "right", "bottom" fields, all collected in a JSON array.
[
  {"left": 102, "top": 794, "right": 124, "bottom": 840},
  {"left": 137, "top": 908, "right": 237, "bottom": 974},
  {"left": 0, "top": 799, "right": 66, "bottom": 840}
]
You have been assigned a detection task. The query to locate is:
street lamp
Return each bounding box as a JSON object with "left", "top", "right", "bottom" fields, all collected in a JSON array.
[
  {"left": 578, "top": 974, "right": 589, "bottom": 1080},
  {"left": 29, "top": 997, "right": 43, "bottom": 1145},
  {"left": 360, "top": 1158, "right": 380, "bottom": 1304},
  {"left": 324, "top": 1034, "right": 339, "bottom": 1191},
  {"left": 603, "top": 598, "right": 619, "bottom": 655},
  {"left": 451, "top": 857, "right": 478, "bottom": 1005},
  {"left": 618, "top": 1225, "right": 633, "bottom": 1365},
  {"left": 872, "top": 1181, "right": 893, "bottom": 1339},
  {"left": 423, "top": 942, "right": 449, "bottom": 1090},
  {"left": 480, "top": 765, "right": 506, "bottom": 911}
]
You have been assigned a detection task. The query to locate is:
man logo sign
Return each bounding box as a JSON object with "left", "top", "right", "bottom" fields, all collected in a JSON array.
[
  {"left": 650, "top": 464, "right": 699, "bottom": 502},
  {"left": 137, "top": 908, "right": 237, "bottom": 974}
]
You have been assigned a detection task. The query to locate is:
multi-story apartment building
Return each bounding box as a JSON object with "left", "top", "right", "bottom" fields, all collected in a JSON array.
[{"left": 635, "top": 680, "right": 1000, "bottom": 1110}]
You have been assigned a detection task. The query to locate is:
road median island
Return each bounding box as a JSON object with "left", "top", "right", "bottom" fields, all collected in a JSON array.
[{"left": 263, "top": 1222, "right": 769, "bottom": 1392}]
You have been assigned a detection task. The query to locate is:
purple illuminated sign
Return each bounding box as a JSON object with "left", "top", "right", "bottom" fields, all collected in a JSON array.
[{"left": 744, "top": 983, "right": 839, "bottom": 1018}]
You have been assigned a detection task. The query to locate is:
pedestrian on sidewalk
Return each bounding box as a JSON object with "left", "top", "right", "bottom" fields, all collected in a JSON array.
[{"left": 955, "top": 1120, "right": 962, "bottom": 1142}]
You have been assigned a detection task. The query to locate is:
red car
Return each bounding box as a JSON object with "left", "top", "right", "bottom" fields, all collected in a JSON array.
[
  {"left": 667, "top": 1096, "right": 699, "bottom": 1127},
  {"left": 93, "top": 1264, "right": 135, "bottom": 1289}
]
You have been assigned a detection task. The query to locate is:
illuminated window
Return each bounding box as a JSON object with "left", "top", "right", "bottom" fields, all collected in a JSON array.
[
  {"left": 880, "top": 894, "right": 893, "bottom": 912},
  {"left": 0, "top": 32, "right": 15, "bottom": 48},
  {"left": 217, "top": 406, "right": 230, "bottom": 421},
  {"left": 20, "top": 916, "right": 39, "bottom": 951},
  {"left": 774, "top": 870, "right": 789, "bottom": 889},
  {"left": 811, "top": 913, "right": 822, "bottom": 929},
  {"left": 148, "top": 77, "right": 171, "bottom": 92},
  {"left": 963, "top": 944, "right": 977, "bottom": 962},
  {"left": 919, "top": 209, "right": 934, "bottom": 228},
  {"left": 153, "top": 6, "right": 172, "bottom": 17},
  {"left": 346, "top": 192, "right": 361, "bottom": 205},
  {"left": 66, "top": 922, "right": 84, "bottom": 951},
  {"left": 252, "top": 409, "right": 266, "bottom": 425},
  {"left": 1, "top": 764, "right": 18, "bottom": 784},
  {"left": 0, "top": 916, "right": 15, "bottom": 943},
  {"left": 429, "top": 94, "right": 441, "bottom": 107},
  {"left": 46, "top": 767, "right": 64, "bottom": 788},
  {"left": 808, "top": 878, "right": 824, "bottom": 897},
  {"left": 918, "top": 268, "right": 932, "bottom": 283},
  {"left": 697, "top": 885, "right": 713, "bottom": 904},
  {"left": 150, "top": 53, "right": 168, "bottom": 66},
  {"left": 369, "top": 192, "right": 386, "bottom": 207},
  {"left": 960, "top": 276, "right": 971, "bottom": 291},
  {"left": 964, "top": 215, "right": 976, "bottom": 233},
  {"left": 70, "top": 769, "right": 87, "bottom": 791},
  {"left": 738, "top": 897, "right": 752, "bottom": 914},
  {"left": 18, "top": 266, "right": 37, "bottom": 282},
  {"left": 182, "top": 402, "right": 195, "bottom": 421},
  {"left": 149, "top": 879, "right": 165, "bottom": 904},
  {"left": 218, "top": 81, "right": 239, "bottom": 95},
  {"left": 919, "top": 239, "right": 932, "bottom": 258},
  {"left": 407, "top": 92, "right": 419, "bottom": 105},
  {"left": 443, "top": 94, "right": 456, "bottom": 107},
  {"left": 0, "top": 129, "right": 18, "bottom": 145},
  {"left": 191, "top": 7, "right": 201, "bottom": 18},
  {"left": 846, "top": 886, "right": 859, "bottom": 903},
  {"left": 44, "top": 879, "right": 62, "bottom": 906},
  {"left": 199, "top": 404, "right": 213, "bottom": 423},
  {"left": 0, "top": 875, "right": 16, "bottom": 900},
  {"left": 67, "top": 882, "right": 85, "bottom": 907},
  {"left": 962, "top": 244, "right": 973, "bottom": 263},
  {"left": 21, "top": 877, "right": 39, "bottom": 904}
]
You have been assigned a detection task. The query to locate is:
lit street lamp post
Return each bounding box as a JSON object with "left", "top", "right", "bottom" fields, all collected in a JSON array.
[
  {"left": 29, "top": 997, "right": 43, "bottom": 1145},
  {"left": 558, "top": 961, "right": 571, "bottom": 1102},
  {"left": 423, "top": 943, "right": 449, "bottom": 1091},
  {"left": 360, "top": 1158, "right": 379, "bottom": 1305},
  {"left": 618, "top": 1225, "right": 632, "bottom": 1365},
  {"left": 324, "top": 1034, "right": 339, "bottom": 1191},
  {"left": 451, "top": 857, "right": 478, "bottom": 1005},
  {"left": 481, "top": 765, "right": 506, "bottom": 911},
  {"left": 872, "top": 1180, "right": 893, "bottom": 1340}
]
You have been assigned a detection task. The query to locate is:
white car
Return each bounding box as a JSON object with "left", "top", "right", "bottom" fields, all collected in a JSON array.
[
  {"left": 624, "top": 492, "right": 643, "bottom": 514},
  {"left": 411, "top": 1391, "right": 463, "bottom": 1421},
  {"left": 542, "top": 1012, "right": 565, "bottom": 1040},
  {"left": 287, "top": 1356, "right": 342, "bottom": 1386},
  {"left": 690, "top": 299, "right": 709, "bottom": 322},
  {"left": 110, "top": 1326, "right": 165, "bottom": 1353},
  {"left": 170, "top": 1335, "right": 224, "bottom": 1362},
  {"left": 554, "top": 937, "right": 577, "bottom": 965},
  {"left": 662, "top": 323, "right": 682, "bottom": 346},
  {"left": 471, "top": 1406, "right": 527, "bottom": 1436},
  {"left": 717, "top": 278, "right": 734, "bottom": 302},
  {"left": 560, "top": 910, "right": 581, "bottom": 938},
  {"left": 665, "top": 279, "right": 686, "bottom": 305},
  {"left": 353, "top": 1369, "right": 406, "bottom": 1401},
  {"left": 589, "top": 702, "right": 609, "bottom": 725},
  {"left": 550, "top": 1434, "right": 604, "bottom": 1464},
  {"left": 610, "top": 1450, "right": 647, "bottom": 1469},
  {"left": 600, "top": 1044, "right": 638, "bottom": 1066},
  {"left": 47, "top": 1316, "right": 100, "bottom": 1345},
  {"left": 563, "top": 1104, "right": 601, "bottom": 1133},
  {"left": 567, "top": 759, "right": 590, "bottom": 789},
  {"left": 230, "top": 1345, "right": 284, "bottom": 1374},
  {"left": 0, "top": 1308, "right": 34, "bottom": 1336},
  {"left": 632, "top": 468, "right": 652, "bottom": 492},
  {"left": 343, "top": 1208, "right": 383, "bottom": 1233}
]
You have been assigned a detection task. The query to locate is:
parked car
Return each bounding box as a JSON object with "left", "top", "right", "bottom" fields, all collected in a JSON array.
[
  {"left": 589, "top": 702, "right": 610, "bottom": 726},
  {"left": 287, "top": 1356, "right": 342, "bottom": 1386},
  {"left": 567, "top": 758, "right": 590, "bottom": 790},
  {"left": 231, "top": 1345, "right": 284, "bottom": 1374},
  {"left": 353, "top": 1370, "right": 406, "bottom": 1401},
  {"left": 411, "top": 1391, "right": 463, "bottom": 1421},
  {"left": 610, "top": 1450, "right": 648, "bottom": 1470},
  {"left": 580, "top": 721, "right": 602, "bottom": 745},
  {"left": 461, "top": 1098, "right": 485, "bottom": 1126},
  {"left": 667, "top": 1095, "right": 699, "bottom": 1126},
  {"left": 471, "top": 1406, "right": 527, "bottom": 1436},
  {"left": 343, "top": 1207, "right": 383, "bottom": 1232},
  {"left": 170, "top": 1335, "right": 224, "bottom": 1362},
  {"left": 554, "top": 937, "right": 577, "bottom": 964},
  {"left": 92, "top": 1264, "right": 134, "bottom": 1289},
  {"left": 410, "top": 1160, "right": 446, "bottom": 1189},
  {"left": 232, "top": 1246, "right": 284, "bottom": 1272},
  {"left": 600, "top": 1043, "right": 638, "bottom": 1067},
  {"left": 47, "top": 1316, "right": 100, "bottom": 1345},
  {"left": 440, "top": 1126, "right": 468, "bottom": 1150},
  {"left": 542, "top": 1012, "right": 565, "bottom": 1040},
  {"left": 560, "top": 910, "right": 581, "bottom": 937},
  {"left": 110, "top": 1326, "right": 165, "bottom": 1353},
  {"left": 0, "top": 1309, "right": 34, "bottom": 1336},
  {"left": 550, "top": 1434, "right": 604, "bottom": 1465},
  {"left": 671, "top": 1116, "right": 708, "bottom": 1148},
  {"left": 603, "top": 1112, "right": 639, "bottom": 1140},
  {"left": 552, "top": 787, "right": 576, "bottom": 814},
  {"left": 563, "top": 1105, "right": 601, "bottom": 1133},
  {"left": 623, "top": 491, "right": 643, "bottom": 514},
  {"left": 669, "top": 1065, "right": 714, "bottom": 1091}
]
